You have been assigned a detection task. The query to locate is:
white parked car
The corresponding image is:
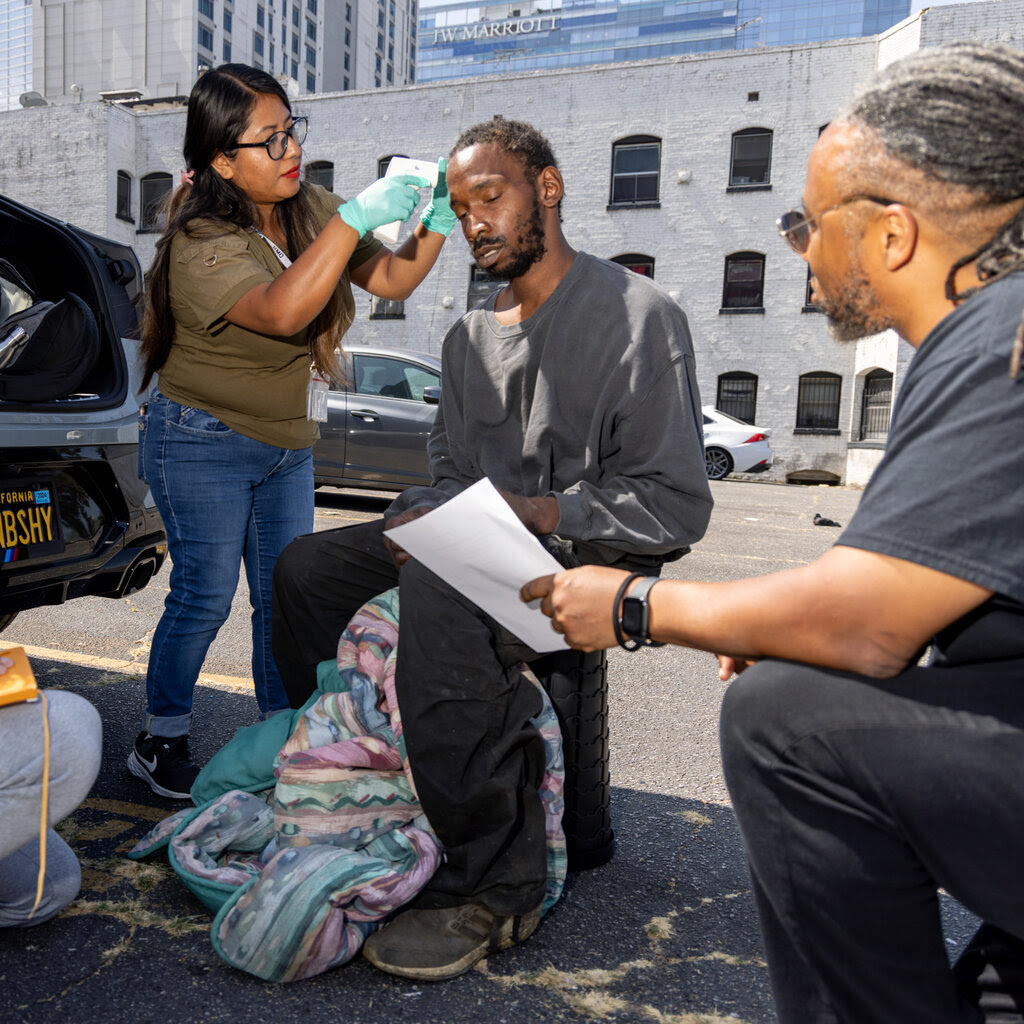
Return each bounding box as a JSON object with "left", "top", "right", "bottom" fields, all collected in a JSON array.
[{"left": 702, "top": 405, "right": 774, "bottom": 480}]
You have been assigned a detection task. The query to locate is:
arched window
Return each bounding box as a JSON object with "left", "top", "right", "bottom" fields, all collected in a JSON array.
[
  {"left": 610, "top": 253, "right": 655, "bottom": 278},
  {"left": 304, "top": 160, "right": 334, "bottom": 191},
  {"left": 140, "top": 172, "right": 173, "bottom": 232},
  {"left": 609, "top": 135, "right": 661, "bottom": 206},
  {"left": 716, "top": 372, "right": 758, "bottom": 424},
  {"left": 858, "top": 369, "right": 893, "bottom": 440},
  {"left": 729, "top": 128, "right": 772, "bottom": 188},
  {"left": 796, "top": 371, "right": 842, "bottom": 431},
  {"left": 116, "top": 170, "right": 133, "bottom": 222},
  {"left": 721, "top": 251, "right": 765, "bottom": 311}
]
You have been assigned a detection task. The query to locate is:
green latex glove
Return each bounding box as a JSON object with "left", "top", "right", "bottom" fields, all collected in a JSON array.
[
  {"left": 420, "top": 157, "right": 457, "bottom": 237},
  {"left": 337, "top": 174, "right": 430, "bottom": 238}
]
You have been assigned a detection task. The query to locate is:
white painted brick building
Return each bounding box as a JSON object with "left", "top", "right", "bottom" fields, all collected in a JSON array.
[{"left": 1, "top": 0, "right": 1021, "bottom": 483}]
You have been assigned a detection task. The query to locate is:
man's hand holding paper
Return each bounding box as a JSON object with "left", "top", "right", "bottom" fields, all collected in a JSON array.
[{"left": 382, "top": 478, "right": 569, "bottom": 652}]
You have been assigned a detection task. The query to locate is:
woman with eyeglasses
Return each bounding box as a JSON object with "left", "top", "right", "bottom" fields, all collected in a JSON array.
[{"left": 130, "top": 64, "right": 456, "bottom": 799}]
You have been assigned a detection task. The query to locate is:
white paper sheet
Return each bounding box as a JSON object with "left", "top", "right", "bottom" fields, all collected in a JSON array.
[{"left": 383, "top": 478, "right": 570, "bottom": 652}]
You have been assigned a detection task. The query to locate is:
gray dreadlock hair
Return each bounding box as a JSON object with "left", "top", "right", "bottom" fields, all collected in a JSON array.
[{"left": 837, "top": 42, "right": 1024, "bottom": 377}]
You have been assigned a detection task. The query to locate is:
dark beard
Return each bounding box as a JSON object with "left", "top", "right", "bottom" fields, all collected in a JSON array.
[
  {"left": 817, "top": 270, "right": 892, "bottom": 342},
  {"left": 474, "top": 203, "right": 546, "bottom": 281}
]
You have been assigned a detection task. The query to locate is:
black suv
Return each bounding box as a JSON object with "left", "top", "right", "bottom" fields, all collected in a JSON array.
[{"left": 0, "top": 194, "right": 166, "bottom": 633}]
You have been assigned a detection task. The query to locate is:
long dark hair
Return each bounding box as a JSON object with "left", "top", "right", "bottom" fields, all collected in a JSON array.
[{"left": 139, "top": 64, "right": 343, "bottom": 390}]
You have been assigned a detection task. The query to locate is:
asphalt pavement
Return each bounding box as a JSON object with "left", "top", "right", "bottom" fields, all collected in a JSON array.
[{"left": 0, "top": 480, "right": 979, "bottom": 1024}]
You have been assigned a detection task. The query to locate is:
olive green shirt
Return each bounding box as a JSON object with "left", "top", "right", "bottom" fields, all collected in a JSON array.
[{"left": 158, "top": 184, "right": 382, "bottom": 449}]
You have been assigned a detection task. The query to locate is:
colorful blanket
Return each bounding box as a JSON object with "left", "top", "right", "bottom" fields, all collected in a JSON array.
[{"left": 129, "top": 588, "right": 566, "bottom": 982}]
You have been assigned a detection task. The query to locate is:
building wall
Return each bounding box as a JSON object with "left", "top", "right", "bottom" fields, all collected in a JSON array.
[{"left": 3, "top": 0, "right": 1022, "bottom": 483}]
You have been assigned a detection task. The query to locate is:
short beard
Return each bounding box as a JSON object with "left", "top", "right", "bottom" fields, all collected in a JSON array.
[
  {"left": 477, "top": 203, "right": 546, "bottom": 282},
  {"left": 818, "top": 269, "right": 893, "bottom": 342}
]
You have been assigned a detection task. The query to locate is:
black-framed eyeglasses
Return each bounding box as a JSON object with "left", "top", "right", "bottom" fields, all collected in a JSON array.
[
  {"left": 231, "top": 116, "right": 308, "bottom": 161},
  {"left": 776, "top": 194, "right": 897, "bottom": 254}
]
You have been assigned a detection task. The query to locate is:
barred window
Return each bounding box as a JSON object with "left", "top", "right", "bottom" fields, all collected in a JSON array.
[
  {"left": 796, "top": 372, "right": 842, "bottom": 430},
  {"left": 721, "top": 252, "right": 765, "bottom": 311},
  {"left": 858, "top": 369, "right": 892, "bottom": 441},
  {"left": 716, "top": 372, "right": 758, "bottom": 423}
]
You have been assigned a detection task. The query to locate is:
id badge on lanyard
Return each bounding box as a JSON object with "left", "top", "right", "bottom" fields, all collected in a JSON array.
[
  {"left": 306, "top": 370, "right": 329, "bottom": 422},
  {"left": 255, "top": 228, "right": 329, "bottom": 422}
]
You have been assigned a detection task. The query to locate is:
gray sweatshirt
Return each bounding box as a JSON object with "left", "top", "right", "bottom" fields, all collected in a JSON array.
[{"left": 388, "top": 252, "right": 712, "bottom": 567}]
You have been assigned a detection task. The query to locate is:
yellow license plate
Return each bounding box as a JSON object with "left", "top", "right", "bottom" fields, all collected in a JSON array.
[{"left": 0, "top": 479, "right": 64, "bottom": 563}]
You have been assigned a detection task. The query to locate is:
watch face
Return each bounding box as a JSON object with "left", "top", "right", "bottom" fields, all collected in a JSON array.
[{"left": 621, "top": 596, "right": 645, "bottom": 640}]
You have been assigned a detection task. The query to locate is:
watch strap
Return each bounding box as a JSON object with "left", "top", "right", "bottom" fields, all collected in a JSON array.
[
  {"left": 615, "top": 574, "right": 665, "bottom": 651},
  {"left": 612, "top": 572, "right": 646, "bottom": 651}
]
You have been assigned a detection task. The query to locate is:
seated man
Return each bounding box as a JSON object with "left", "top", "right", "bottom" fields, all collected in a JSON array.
[
  {"left": 524, "top": 42, "right": 1024, "bottom": 1023},
  {"left": 0, "top": 654, "right": 102, "bottom": 927},
  {"left": 272, "top": 116, "right": 712, "bottom": 980}
]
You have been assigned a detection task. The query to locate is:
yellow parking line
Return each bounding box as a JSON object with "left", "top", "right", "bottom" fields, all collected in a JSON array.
[{"left": 1, "top": 641, "right": 255, "bottom": 693}]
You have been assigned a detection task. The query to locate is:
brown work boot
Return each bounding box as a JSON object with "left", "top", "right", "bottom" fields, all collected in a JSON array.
[{"left": 362, "top": 902, "right": 542, "bottom": 981}]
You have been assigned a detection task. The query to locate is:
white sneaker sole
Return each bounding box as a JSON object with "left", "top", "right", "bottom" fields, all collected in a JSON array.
[{"left": 126, "top": 749, "right": 195, "bottom": 800}]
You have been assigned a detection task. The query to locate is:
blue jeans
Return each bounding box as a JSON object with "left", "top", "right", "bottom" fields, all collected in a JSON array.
[{"left": 139, "top": 392, "right": 314, "bottom": 736}]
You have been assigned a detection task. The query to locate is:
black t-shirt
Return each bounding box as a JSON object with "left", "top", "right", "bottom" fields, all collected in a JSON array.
[{"left": 839, "top": 272, "right": 1024, "bottom": 666}]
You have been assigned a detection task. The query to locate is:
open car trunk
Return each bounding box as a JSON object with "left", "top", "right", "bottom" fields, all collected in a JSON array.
[
  {"left": 0, "top": 194, "right": 141, "bottom": 409},
  {"left": 0, "top": 193, "right": 165, "bottom": 627}
]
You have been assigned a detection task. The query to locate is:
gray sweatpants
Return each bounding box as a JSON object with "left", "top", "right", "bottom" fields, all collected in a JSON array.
[{"left": 0, "top": 689, "right": 102, "bottom": 927}]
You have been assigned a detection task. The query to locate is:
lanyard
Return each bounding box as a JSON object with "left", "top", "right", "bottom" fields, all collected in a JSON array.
[
  {"left": 254, "top": 228, "right": 292, "bottom": 268},
  {"left": 252, "top": 228, "right": 329, "bottom": 422}
]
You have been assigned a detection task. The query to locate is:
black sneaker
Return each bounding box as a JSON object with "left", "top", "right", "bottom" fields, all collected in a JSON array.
[{"left": 126, "top": 731, "right": 199, "bottom": 800}]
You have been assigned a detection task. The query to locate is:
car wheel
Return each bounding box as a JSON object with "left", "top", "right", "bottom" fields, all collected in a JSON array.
[
  {"left": 0, "top": 611, "right": 19, "bottom": 635},
  {"left": 705, "top": 446, "right": 733, "bottom": 480}
]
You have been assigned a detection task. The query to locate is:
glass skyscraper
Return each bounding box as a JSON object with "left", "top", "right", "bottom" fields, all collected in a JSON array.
[
  {"left": 1, "top": 0, "right": 33, "bottom": 111},
  {"left": 416, "top": 0, "right": 911, "bottom": 82}
]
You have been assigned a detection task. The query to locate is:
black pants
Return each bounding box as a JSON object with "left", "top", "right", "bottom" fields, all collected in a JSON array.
[
  {"left": 271, "top": 520, "right": 548, "bottom": 916},
  {"left": 719, "top": 657, "right": 1024, "bottom": 1023}
]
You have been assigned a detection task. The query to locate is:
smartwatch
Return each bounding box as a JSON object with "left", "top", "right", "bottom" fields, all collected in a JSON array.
[{"left": 616, "top": 575, "right": 665, "bottom": 651}]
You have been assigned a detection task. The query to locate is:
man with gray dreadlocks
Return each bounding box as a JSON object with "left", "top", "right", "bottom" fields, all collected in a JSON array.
[{"left": 524, "top": 42, "right": 1024, "bottom": 1022}]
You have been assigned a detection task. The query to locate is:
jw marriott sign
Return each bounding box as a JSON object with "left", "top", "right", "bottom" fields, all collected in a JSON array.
[{"left": 430, "top": 16, "right": 560, "bottom": 43}]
